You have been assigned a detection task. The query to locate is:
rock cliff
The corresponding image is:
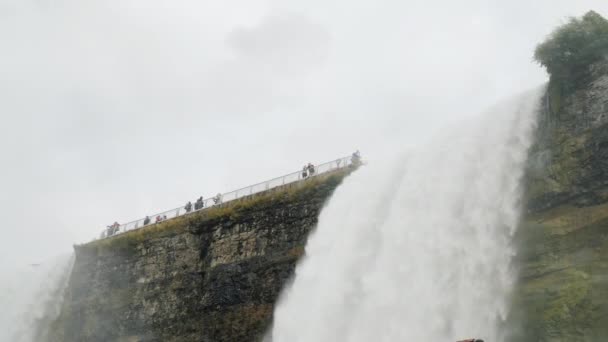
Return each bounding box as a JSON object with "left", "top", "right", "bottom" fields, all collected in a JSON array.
[
  {"left": 513, "top": 57, "right": 608, "bottom": 341},
  {"left": 49, "top": 172, "right": 349, "bottom": 342}
]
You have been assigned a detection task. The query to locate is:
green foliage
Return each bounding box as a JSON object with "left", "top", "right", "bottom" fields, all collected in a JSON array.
[{"left": 534, "top": 11, "right": 608, "bottom": 85}]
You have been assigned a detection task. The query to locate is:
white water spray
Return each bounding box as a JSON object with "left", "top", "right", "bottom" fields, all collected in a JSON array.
[
  {"left": 271, "top": 89, "right": 543, "bottom": 342},
  {"left": 0, "top": 254, "right": 74, "bottom": 342}
]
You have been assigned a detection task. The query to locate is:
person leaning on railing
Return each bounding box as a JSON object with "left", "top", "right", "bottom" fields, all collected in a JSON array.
[{"left": 105, "top": 221, "right": 120, "bottom": 237}]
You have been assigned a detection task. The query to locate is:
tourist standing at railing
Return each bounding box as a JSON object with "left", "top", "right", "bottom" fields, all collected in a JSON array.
[
  {"left": 302, "top": 165, "right": 308, "bottom": 179},
  {"left": 144, "top": 216, "right": 151, "bottom": 226},
  {"left": 213, "top": 193, "right": 222, "bottom": 205},
  {"left": 185, "top": 201, "right": 192, "bottom": 213},
  {"left": 194, "top": 196, "right": 204, "bottom": 210},
  {"left": 307, "top": 163, "right": 316, "bottom": 176}
]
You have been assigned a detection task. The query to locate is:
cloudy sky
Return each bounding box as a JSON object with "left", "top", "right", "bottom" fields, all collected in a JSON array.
[{"left": 1, "top": 0, "right": 607, "bottom": 264}]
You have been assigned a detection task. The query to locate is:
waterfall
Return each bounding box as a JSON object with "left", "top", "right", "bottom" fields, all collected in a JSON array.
[
  {"left": 0, "top": 254, "right": 74, "bottom": 342},
  {"left": 270, "top": 88, "right": 543, "bottom": 342}
]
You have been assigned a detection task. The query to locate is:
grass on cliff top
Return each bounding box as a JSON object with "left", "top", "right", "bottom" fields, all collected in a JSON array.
[{"left": 79, "top": 170, "right": 350, "bottom": 255}]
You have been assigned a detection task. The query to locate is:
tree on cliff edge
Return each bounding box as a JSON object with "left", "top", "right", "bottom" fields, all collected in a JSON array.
[{"left": 534, "top": 11, "right": 608, "bottom": 86}]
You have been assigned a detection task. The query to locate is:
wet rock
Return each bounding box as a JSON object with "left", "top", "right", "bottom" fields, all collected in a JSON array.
[{"left": 49, "top": 175, "right": 348, "bottom": 342}]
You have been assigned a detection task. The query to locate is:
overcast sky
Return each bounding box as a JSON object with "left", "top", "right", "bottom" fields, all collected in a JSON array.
[{"left": 1, "top": 0, "right": 607, "bottom": 265}]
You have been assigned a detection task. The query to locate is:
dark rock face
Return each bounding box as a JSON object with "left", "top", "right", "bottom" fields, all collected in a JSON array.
[
  {"left": 49, "top": 174, "right": 347, "bottom": 342},
  {"left": 514, "top": 60, "right": 608, "bottom": 341},
  {"left": 526, "top": 61, "right": 608, "bottom": 212}
]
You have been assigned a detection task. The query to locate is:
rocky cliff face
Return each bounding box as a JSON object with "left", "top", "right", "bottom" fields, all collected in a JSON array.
[
  {"left": 49, "top": 173, "right": 349, "bottom": 342},
  {"left": 526, "top": 60, "right": 608, "bottom": 212},
  {"left": 513, "top": 58, "right": 608, "bottom": 341}
]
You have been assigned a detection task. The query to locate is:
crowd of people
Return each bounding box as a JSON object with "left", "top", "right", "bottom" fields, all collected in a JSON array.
[{"left": 103, "top": 152, "right": 362, "bottom": 239}]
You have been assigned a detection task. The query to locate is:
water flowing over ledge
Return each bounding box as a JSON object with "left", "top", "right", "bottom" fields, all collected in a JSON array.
[
  {"left": 0, "top": 254, "right": 74, "bottom": 342},
  {"left": 270, "top": 88, "right": 544, "bottom": 342}
]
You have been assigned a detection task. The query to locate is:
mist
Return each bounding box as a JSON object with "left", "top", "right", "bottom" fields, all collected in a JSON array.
[{"left": 1, "top": 0, "right": 607, "bottom": 266}]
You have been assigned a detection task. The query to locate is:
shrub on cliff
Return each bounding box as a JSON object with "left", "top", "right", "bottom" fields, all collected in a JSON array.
[{"left": 534, "top": 11, "right": 608, "bottom": 84}]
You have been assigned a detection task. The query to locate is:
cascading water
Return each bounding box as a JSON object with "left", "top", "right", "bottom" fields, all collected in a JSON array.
[
  {"left": 0, "top": 254, "right": 74, "bottom": 342},
  {"left": 270, "top": 89, "right": 543, "bottom": 342}
]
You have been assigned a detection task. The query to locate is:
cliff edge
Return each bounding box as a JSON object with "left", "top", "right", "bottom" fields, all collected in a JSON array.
[{"left": 49, "top": 172, "right": 349, "bottom": 342}]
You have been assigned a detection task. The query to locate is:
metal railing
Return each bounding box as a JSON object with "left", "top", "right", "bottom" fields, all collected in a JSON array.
[{"left": 99, "top": 155, "right": 357, "bottom": 240}]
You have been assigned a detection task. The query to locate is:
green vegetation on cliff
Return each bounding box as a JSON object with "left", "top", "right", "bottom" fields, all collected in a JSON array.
[
  {"left": 526, "top": 11, "right": 608, "bottom": 212},
  {"left": 515, "top": 10, "right": 608, "bottom": 342},
  {"left": 513, "top": 204, "right": 608, "bottom": 341},
  {"left": 534, "top": 11, "right": 608, "bottom": 88}
]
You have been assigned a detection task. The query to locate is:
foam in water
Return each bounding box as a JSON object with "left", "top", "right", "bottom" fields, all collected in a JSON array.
[
  {"left": 0, "top": 254, "right": 74, "bottom": 342},
  {"left": 270, "top": 89, "right": 543, "bottom": 342}
]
